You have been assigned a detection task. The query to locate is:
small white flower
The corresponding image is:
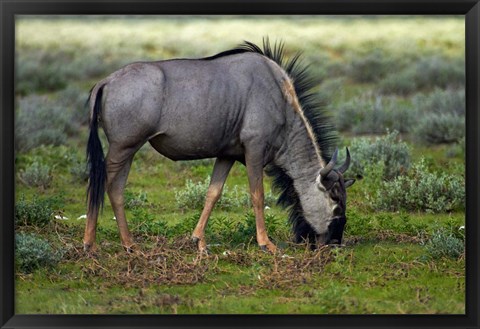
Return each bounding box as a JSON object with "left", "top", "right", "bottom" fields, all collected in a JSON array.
[
  {"left": 264, "top": 206, "right": 271, "bottom": 210},
  {"left": 54, "top": 215, "right": 68, "bottom": 220},
  {"left": 77, "top": 214, "right": 87, "bottom": 220},
  {"left": 459, "top": 226, "right": 465, "bottom": 231}
]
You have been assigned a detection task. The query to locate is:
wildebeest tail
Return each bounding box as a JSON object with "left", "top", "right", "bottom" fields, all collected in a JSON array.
[{"left": 86, "top": 84, "right": 107, "bottom": 213}]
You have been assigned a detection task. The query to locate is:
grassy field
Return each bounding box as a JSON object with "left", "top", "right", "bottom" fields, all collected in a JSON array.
[{"left": 14, "top": 16, "right": 465, "bottom": 314}]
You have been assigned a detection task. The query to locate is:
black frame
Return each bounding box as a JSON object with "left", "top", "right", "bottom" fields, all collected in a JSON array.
[{"left": 1, "top": 1, "right": 479, "bottom": 328}]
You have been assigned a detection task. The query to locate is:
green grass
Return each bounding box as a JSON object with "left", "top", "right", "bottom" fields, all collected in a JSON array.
[{"left": 14, "top": 16, "right": 465, "bottom": 314}]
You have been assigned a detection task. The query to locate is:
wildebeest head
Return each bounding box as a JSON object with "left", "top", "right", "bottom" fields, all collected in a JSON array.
[{"left": 314, "top": 148, "right": 355, "bottom": 247}]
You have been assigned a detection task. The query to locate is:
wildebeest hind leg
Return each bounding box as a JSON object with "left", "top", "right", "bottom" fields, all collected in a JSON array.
[
  {"left": 192, "top": 158, "right": 234, "bottom": 253},
  {"left": 105, "top": 146, "right": 139, "bottom": 252},
  {"left": 245, "top": 150, "right": 277, "bottom": 253}
]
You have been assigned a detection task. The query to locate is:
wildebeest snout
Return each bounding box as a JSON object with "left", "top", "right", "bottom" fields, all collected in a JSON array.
[{"left": 316, "top": 216, "right": 347, "bottom": 247}]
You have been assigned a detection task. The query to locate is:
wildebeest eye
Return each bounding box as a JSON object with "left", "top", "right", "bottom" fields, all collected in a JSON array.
[
  {"left": 333, "top": 205, "right": 343, "bottom": 216},
  {"left": 330, "top": 184, "right": 341, "bottom": 201}
]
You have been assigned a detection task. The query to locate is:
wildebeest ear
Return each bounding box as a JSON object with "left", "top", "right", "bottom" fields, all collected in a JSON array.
[{"left": 344, "top": 179, "right": 355, "bottom": 188}]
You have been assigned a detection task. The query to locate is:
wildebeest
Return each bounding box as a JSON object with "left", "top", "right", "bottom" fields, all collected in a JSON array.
[{"left": 84, "top": 40, "right": 355, "bottom": 254}]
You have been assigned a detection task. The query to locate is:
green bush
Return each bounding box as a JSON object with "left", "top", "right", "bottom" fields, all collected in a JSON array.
[
  {"left": 69, "top": 157, "right": 89, "bottom": 183},
  {"left": 413, "top": 88, "right": 465, "bottom": 116},
  {"left": 17, "top": 145, "right": 78, "bottom": 171},
  {"left": 412, "top": 89, "right": 465, "bottom": 145},
  {"left": 334, "top": 95, "right": 414, "bottom": 134},
  {"left": 15, "top": 95, "right": 72, "bottom": 152},
  {"left": 347, "top": 49, "right": 398, "bottom": 83},
  {"left": 379, "top": 56, "right": 464, "bottom": 95},
  {"left": 175, "top": 177, "right": 238, "bottom": 211},
  {"left": 16, "top": 50, "right": 71, "bottom": 95},
  {"left": 175, "top": 178, "right": 210, "bottom": 210},
  {"left": 15, "top": 195, "right": 54, "bottom": 227},
  {"left": 349, "top": 130, "right": 411, "bottom": 180},
  {"left": 125, "top": 190, "right": 149, "bottom": 210},
  {"left": 18, "top": 161, "right": 52, "bottom": 189},
  {"left": 175, "top": 177, "right": 278, "bottom": 212},
  {"left": 16, "top": 233, "right": 62, "bottom": 273},
  {"left": 413, "top": 56, "right": 464, "bottom": 90},
  {"left": 230, "top": 186, "right": 277, "bottom": 209},
  {"left": 378, "top": 69, "right": 418, "bottom": 95},
  {"left": 55, "top": 86, "right": 90, "bottom": 127},
  {"left": 375, "top": 159, "right": 465, "bottom": 213},
  {"left": 425, "top": 229, "right": 464, "bottom": 259},
  {"left": 446, "top": 137, "right": 465, "bottom": 159},
  {"left": 414, "top": 113, "right": 465, "bottom": 145}
]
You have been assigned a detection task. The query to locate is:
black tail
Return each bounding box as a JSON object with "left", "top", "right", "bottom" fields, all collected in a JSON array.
[{"left": 86, "top": 85, "right": 107, "bottom": 213}]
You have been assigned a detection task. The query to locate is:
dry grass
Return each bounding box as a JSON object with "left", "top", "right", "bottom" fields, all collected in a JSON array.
[{"left": 51, "top": 219, "right": 336, "bottom": 291}]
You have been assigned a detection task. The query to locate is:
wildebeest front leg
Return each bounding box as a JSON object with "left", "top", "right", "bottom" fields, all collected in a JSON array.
[
  {"left": 192, "top": 158, "right": 234, "bottom": 253},
  {"left": 245, "top": 152, "right": 277, "bottom": 253}
]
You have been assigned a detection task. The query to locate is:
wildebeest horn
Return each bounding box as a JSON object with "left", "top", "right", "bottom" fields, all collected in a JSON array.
[
  {"left": 337, "top": 147, "right": 351, "bottom": 174},
  {"left": 320, "top": 148, "right": 338, "bottom": 178}
]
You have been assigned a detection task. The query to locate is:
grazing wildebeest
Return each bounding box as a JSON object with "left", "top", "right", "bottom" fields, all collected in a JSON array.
[{"left": 84, "top": 40, "right": 355, "bottom": 254}]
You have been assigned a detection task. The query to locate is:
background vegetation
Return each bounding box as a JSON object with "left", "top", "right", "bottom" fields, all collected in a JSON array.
[{"left": 15, "top": 16, "right": 465, "bottom": 314}]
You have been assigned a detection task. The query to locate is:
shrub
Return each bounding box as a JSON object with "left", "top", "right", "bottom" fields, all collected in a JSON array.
[
  {"left": 18, "top": 161, "right": 52, "bottom": 189},
  {"left": 414, "top": 113, "right": 465, "bottom": 145},
  {"left": 177, "top": 159, "right": 215, "bottom": 169},
  {"left": 69, "top": 158, "right": 89, "bottom": 183},
  {"left": 446, "top": 137, "right": 465, "bottom": 159},
  {"left": 125, "top": 190, "right": 149, "bottom": 210},
  {"left": 55, "top": 86, "right": 90, "bottom": 127},
  {"left": 15, "top": 95, "right": 71, "bottom": 152},
  {"left": 175, "top": 177, "right": 238, "bottom": 211},
  {"left": 375, "top": 159, "right": 465, "bottom": 213},
  {"left": 15, "top": 233, "right": 62, "bottom": 273},
  {"left": 231, "top": 186, "right": 277, "bottom": 209},
  {"left": 347, "top": 49, "right": 398, "bottom": 83},
  {"left": 334, "top": 95, "right": 414, "bottom": 134},
  {"left": 412, "top": 89, "right": 465, "bottom": 145},
  {"left": 16, "top": 50, "right": 71, "bottom": 95},
  {"left": 378, "top": 69, "right": 418, "bottom": 95},
  {"left": 379, "top": 56, "right": 464, "bottom": 95},
  {"left": 425, "top": 229, "right": 464, "bottom": 259},
  {"left": 413, "top": 88, "right": 465, "bottom": 116},
  {"left": 349, "top": 130, "right": 411, "bottom": 180},
  {"left": 15, "top": 195, "right": 54, "bottom": 227},
  {"left": 175, "top": 178, "right": 210, "bottom": 210},
  {"left": 413, "top": 56, "right": 464, "bottom": 90}
]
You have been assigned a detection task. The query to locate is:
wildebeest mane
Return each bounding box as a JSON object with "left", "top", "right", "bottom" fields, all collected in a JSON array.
[{"left": 208, "top": 39, "right": 339, "bottom": 245}]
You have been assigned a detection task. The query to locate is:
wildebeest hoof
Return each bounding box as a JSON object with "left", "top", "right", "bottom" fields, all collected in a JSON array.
[
  {"left": 199, "top": 247, "right": 210, "bottom": 256},
  {"left": 83, "top": 243, "right": 97, "bottom": 253},
  {"left": 260, "top": 244, "right": 277, "bottom": 254},
  {"left": 192, "top": 236, "right": 209, "bottom": 254}
]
